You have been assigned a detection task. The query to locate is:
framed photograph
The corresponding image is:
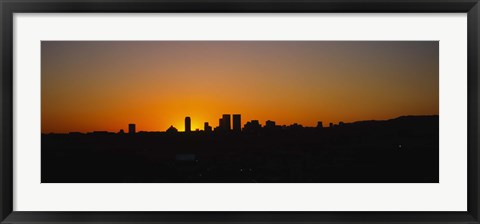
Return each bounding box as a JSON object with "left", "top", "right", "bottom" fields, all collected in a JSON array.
[{"left": 1, "top": 0, "right": 479, "bottom": 223}]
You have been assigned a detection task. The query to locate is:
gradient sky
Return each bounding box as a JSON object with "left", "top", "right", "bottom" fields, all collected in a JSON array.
[{"left": 41, "top": 41, "right": 439, "bottom": 133}]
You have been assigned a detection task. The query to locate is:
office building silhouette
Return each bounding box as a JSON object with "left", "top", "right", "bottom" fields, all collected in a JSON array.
[
  {"left": 185, "top": 116, "right": 191, "bottom": 132},
  {"left": 222, "top": 114, "right": 231, "bottom": 131},
  {"left": 128, "top": 124, "right": 135, "bottom": 134},
  {"left": 233, "top": 114, "right": 241, "bottom": 132},
  {"left": 265, "top": 120, "right": 276, "bottom": 128},
  {"left": 243, "top": 120, "right": 262, "bottom": 134},
  {"left": 204, "top": 122, "right": 212, "bottom": 132},
  {"left": 317, "top": 121, "right": 323, "bottom": 128}
]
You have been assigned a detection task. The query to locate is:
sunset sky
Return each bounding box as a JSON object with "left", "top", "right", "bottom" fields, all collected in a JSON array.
[{"left": 41, "top": 41, "right": 438, "bottom": 133}]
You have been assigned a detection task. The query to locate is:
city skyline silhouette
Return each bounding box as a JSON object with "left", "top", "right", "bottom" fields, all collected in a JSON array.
[
  {"left": 42, "top": 113, "right": 439, "bottom": 134},
  {"left": 42, "top": 114, "right": 439, "bottom": 183}
]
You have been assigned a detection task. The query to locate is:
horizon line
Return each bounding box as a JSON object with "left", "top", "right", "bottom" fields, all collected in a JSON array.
[{"left": 41, "top": 114, "right": 439, "bottom": 135}]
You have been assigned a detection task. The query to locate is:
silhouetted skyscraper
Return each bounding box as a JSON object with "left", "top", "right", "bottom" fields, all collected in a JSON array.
[
  {"left": 204, "top": 122, "right": 212, "bottom": 132},
  {"left": 222, "top": 114, "right": 231, "bottom": 131},
  {"left": 317, "top": 121, "right": 323, "bottom": 128},
  {"left": 233, "top": 114, "right": 241, "bottom": 132},
  {"left": 329, "top": 122, "right": 333, "bottom": 128},
  {"left": 185, "top": 116, "right": 191, "bottom": 132},
  {"left": 128, "top": 124, "right": 135, "bottom": 134}
]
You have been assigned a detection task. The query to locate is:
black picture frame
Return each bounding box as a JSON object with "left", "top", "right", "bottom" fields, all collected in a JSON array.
[{"left": 1, "top": 0, "right": 479, "bottom": 223}]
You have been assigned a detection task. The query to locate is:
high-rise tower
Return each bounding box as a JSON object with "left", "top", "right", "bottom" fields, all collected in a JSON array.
[
  {"left": 222, "top": 114, "right": 231, "bottom": 131},
  {"left": 233, "top": 114, "right": 241, "bottom": 132},
  {"left": 185, "top": 116, "right": 191, "bottom": 132},
  {"left": 128, "top": 124, "right": 136, "bottom": 134}
]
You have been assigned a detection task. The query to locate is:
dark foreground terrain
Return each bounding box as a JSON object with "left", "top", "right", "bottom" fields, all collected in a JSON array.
[{"left": 42, "top": 115, "right": 439, "bottom": 183}]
